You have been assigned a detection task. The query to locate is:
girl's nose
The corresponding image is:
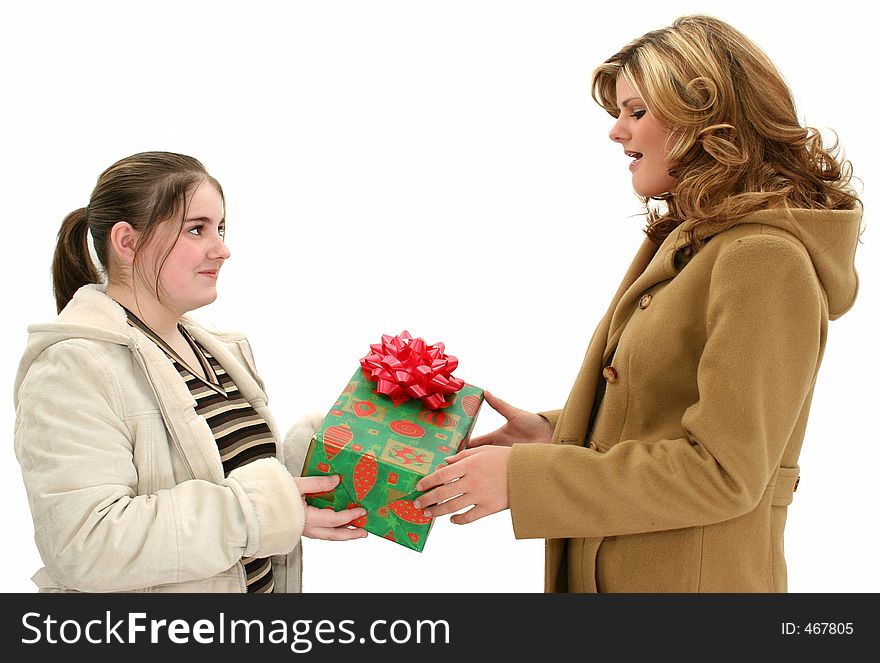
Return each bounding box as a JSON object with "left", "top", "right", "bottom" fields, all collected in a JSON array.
[{"left": 211, "top": 233, "right": 231, "bottom": 261}]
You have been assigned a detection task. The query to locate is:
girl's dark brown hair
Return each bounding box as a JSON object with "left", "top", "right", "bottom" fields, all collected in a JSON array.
[{"left": 51, "top": 152, "right": 224, "bottom": 313}]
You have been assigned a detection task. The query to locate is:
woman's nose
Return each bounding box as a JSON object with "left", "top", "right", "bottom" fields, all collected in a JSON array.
[{"left": 609, "top": 117, "right": 628, "bottom": 143}]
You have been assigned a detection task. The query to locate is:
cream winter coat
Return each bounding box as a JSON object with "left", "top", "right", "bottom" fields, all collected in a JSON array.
[{"left": 13, "top": 285, "right": 319, "bottom": 592}]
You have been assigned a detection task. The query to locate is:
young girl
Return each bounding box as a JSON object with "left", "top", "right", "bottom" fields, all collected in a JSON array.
[
  {"left": 415, "top": 15, "right": 862, "bottom": 592},
  {"left": 13, "top": 151, "right": 365, "bottom": 592}
]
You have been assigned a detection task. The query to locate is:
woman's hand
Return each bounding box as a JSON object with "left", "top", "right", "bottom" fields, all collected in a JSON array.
[
  {"left": 413, "top": 446, "right": 512, "bottom": 525},
  {"left": 468, "top": 391, "right": 553, "bottom": 447},
  {"left": 294, "top": 475, "right": 368, "bottom": 541}
]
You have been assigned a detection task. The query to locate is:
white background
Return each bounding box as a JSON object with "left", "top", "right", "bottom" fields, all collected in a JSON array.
[{"left": 1, "top": 1, "right": 875, "bottom": 593}]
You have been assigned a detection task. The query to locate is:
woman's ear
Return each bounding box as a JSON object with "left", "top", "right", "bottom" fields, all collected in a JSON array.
[{"left": 109, "top": 222, "right": 139, "bottom": 265}]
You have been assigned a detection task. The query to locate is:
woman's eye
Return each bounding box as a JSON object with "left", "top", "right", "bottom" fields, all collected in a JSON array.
[
  {"left": 631, "top": 110, "right": 647, "bottom": 119},
  {"left": 188, "top": 226, "right": 203, "bottom": 236},
  {"left": 218, "top": 226, "right": 226, "bottom": 238}
]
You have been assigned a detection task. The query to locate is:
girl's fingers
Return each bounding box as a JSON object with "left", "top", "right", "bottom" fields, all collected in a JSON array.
[
  {"left": 307, "top": 505, "right": 366, "bottom": 528},
  {"left": 309, "top": 527, "right": 369, "bottom": 541},
  {"left": 296, "top": 474, "right": 341, "bottom": 495}
]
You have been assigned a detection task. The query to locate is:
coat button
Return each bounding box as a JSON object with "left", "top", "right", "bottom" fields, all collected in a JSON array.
[
  {"left": 639, "top": 294, "right": 652, "bottom": 309},
  {"left": 602, "top": 366, "right": 618, "bottom": 383}
]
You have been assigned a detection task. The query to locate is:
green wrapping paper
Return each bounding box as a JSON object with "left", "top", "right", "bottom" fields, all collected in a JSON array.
[{"left": 302, "top": 368, "right": 484, "bottom": 551}]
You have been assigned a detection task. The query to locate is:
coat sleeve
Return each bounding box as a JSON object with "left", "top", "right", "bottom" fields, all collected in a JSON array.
[
  {"left": 508, "top": 234, "right": 823, "bottom": 539},
  {"left": 14, "top": 340, "right": 304, "bottom": 592},
  {"left": 537, "top": 410, "right": 562, "bottom": 430},
  {"left": 282, "top": 412, "right": 325, "bottom": 477}
]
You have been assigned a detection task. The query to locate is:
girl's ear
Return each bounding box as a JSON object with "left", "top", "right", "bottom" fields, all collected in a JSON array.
[{"left": 108, "top": 222, "right": 139, "bottom": 265}]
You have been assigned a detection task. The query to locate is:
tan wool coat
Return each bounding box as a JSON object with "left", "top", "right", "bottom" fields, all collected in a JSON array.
[{"left": 508, "top": 207, "right": 861, "bottom": 592}]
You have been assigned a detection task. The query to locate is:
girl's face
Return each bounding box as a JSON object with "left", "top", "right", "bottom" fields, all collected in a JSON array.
[
  {"left": 136, "top": 182, "right": 230, "bottom": 316},
  {"left": 608, "top": 74, "right": 678, "bottom": 198}
]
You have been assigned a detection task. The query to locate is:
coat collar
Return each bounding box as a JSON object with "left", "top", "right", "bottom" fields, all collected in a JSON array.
[{"left": 17, "top": 284, "right": 270, "bottom": 484}]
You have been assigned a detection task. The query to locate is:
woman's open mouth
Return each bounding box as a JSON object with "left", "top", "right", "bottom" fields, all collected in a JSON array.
[{"left": 626, "top": 150, "right": 643, "bottom": 170}]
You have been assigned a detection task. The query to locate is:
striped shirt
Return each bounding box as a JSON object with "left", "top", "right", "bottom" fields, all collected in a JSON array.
[{"left": 125, "top": 309, "right": 277, "bottom": 593}]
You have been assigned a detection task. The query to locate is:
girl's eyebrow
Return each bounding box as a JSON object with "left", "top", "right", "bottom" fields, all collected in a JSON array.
[
  {"left": 184, "top": 216, "right": 212, "bottom": 223},
  {"left": 619, "top": 97, "right": 643, "bottom": 109}
]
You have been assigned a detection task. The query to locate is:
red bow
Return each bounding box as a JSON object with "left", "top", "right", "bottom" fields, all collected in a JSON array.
[{"left": 360, "top": 331, "right": 465, "bottom": 409}]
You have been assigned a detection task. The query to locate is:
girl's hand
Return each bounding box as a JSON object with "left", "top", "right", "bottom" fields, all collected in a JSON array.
[
  {"left": 295, "top": 475, "right": 368, "bottom": 541},
  {"left": 413, "top": 446, "right": 512, "bottom": 525},
  {"left": 467, "top": 391, "right": 553, "bottom": 447}
]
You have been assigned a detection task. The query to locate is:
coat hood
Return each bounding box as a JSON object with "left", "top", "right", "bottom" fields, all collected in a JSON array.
[
  {"left": 699, "top": 207, "right": 862, "bottom": 320},
  {"left": 13, "top": 285, "right": 229, "bottom": 408},
  {"left": 14, "top": 286, "right": 130, "bottom": 406}
]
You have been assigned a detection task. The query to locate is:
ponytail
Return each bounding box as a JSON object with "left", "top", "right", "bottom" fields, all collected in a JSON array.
[{"left": 52, "top": 208, "right": 101, "bottom": 313}]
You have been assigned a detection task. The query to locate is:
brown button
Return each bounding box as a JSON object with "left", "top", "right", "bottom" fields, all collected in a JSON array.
[
  {"left": 639, "top": 294, "right": 652, "bottom": 309},
  {"left": 602, "top": 366, "right": 618, "bottom": 383}
]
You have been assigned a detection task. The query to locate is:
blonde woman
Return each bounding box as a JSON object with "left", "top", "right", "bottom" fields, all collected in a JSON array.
[
  {"left": 416, "top": 15, "right": 862, "bottom": 592},
  {"left": 14, "top": 152, "right": 365, "bottom": 593}
]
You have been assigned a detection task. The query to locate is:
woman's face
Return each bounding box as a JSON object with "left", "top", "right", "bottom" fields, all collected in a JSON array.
[
  {"left": 135, "top": 182, "right": 230, "bottom": 316},
  {"left": 608, "top": 74, "right": 678, "bottom": 198}
]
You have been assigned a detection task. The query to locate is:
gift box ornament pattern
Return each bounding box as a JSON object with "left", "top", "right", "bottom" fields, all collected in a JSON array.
[{"left": 303, "top": 334, "right": 483, "bottom": 552}]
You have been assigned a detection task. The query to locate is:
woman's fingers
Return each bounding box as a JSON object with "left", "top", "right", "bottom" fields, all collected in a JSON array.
[
  {"left": 482, "top": 390, "right": 519, "bottom": 418},
  {"left": 466, "top": 392, "right": 516, "bottom": 447},
  {"left": 414, "top": 478, "right": 464, "bottom": 510},
  {"left": 450, "top": 505, "right": 492, "bottom": 525},
  {"left": 417, "top": 447, "right": 511, "bottom": 524},
  {"left": 423, "top": 494, "right": 473, "bottom": 518},
  {"left": 440, "top": 447, "right": 481, "bottom": 464},
  {"left": 467, "top": 430, "right": 512, "bottom": 447},
  {"left": 466, "top": 392, "right": 538, "bottom": 448},
  {"left": 466, "top": 432, "right": 494, "bottom": 447},
  {"left": 415, "top": 463, "right": 457, "bottom": 493}
]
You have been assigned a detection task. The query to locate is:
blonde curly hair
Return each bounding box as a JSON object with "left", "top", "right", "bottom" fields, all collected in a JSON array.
[{"left": 591, "top": 15, "right": 860, "bottom": 246}]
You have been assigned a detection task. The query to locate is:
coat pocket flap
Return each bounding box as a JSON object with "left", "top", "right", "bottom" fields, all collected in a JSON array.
[{"left": 772, "top": 465, "right": 800, "bottom": 506}]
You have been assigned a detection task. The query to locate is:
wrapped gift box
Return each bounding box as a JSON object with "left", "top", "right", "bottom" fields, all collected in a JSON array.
[{"left": 302, "top": 342, "right": 483, "bottom": 551}]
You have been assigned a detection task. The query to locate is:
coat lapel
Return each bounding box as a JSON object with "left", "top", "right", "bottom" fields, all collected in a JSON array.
[
  {"left": 554, "top": 236, "right": 660, "bottom": 446},
  {"left": 183, "top": 325, "right": 284, "bottom": 458},
  {"left": 605, "top": 230, "right": 684, "bottom": 358},
  {"left": 544, "top": 233, "right": 668, "bottom": 592},
  {"left": 184, "top": 326, "right": 267, "bottom": 407},
  {"left": 130, "top": 329, "right": 227, "bottom": 483}
]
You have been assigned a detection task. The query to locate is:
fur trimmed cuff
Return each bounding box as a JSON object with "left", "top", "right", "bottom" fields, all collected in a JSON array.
[
  {"left": 224, "top": 457, "right": 304, "bottom": 558},
  {"left": 283, "top": 411, "right": 325, "bottom": 477}
]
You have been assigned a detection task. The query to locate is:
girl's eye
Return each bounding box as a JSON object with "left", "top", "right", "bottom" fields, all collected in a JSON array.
[
  {"left": 631, "top": 109, "right": 647, "bottom": 119},
  {"left": 186, "top": 223, "right": 224, "bottom": 238}
]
